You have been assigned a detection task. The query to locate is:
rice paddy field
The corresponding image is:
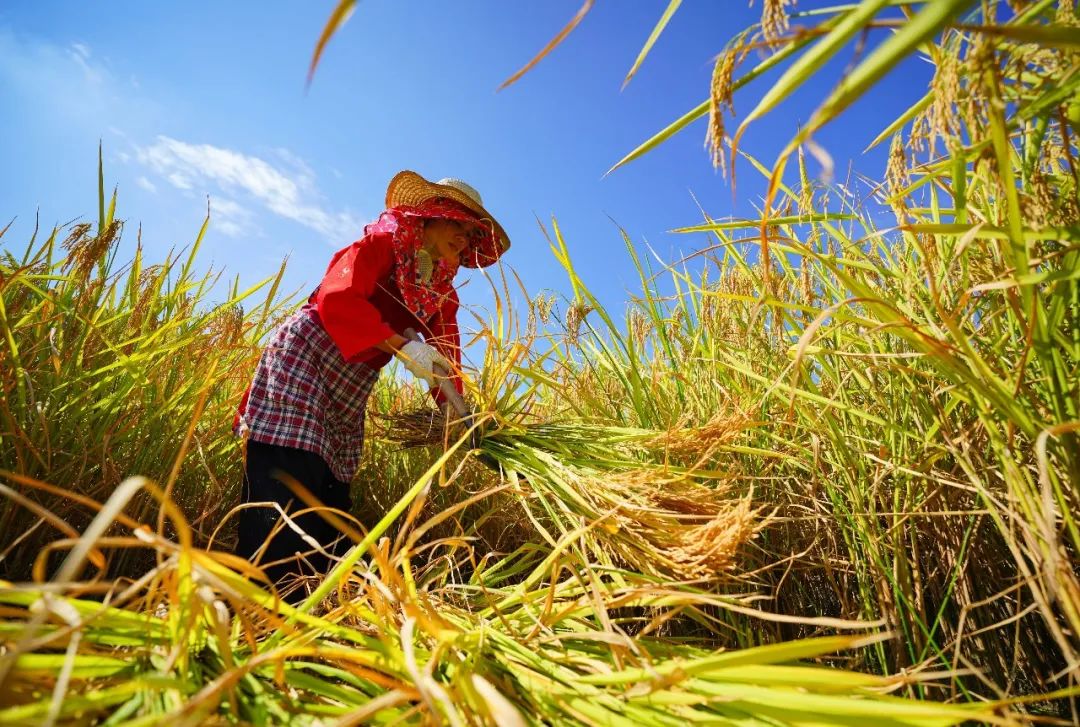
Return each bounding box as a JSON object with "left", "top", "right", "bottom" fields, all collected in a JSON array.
[{"left": 2, "top": 1, "right": 1079, "bottom": 724}]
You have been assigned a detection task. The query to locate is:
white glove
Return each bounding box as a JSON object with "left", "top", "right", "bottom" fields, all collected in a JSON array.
[{"left": 395, "top": 339, "right": 451, "bottom": 387}]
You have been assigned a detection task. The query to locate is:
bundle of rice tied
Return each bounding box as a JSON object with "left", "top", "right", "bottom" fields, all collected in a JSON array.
[
  {"left": 593, "top": 469, "right": 759, "bottom": 580},
  {"left": 384, "top": 407, "right": 761, "bottom": 583}
]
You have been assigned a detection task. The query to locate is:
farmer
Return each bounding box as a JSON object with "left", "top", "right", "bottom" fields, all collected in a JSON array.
[{"left": 233, "top": 171, "right": 510, "bottom": 600}]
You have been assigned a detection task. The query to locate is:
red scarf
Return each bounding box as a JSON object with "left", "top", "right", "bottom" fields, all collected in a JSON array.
[{"left": 363, "top": 198, "right": 490, "bottom": 320}]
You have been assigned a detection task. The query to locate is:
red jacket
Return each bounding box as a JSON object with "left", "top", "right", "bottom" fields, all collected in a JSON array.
[
  {"left": 237, "top": 231, "right": 463, "bottom": 432},
  {"left": 314, "top": 230, "right": 463, "bottom": 402}
]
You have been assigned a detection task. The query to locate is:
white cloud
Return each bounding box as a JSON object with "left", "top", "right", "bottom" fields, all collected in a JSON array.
[
  {"left": 135, "top": 136, "right": 364, "bottom": 242},
  {"left": 66, "top": 42, "right": 102, "bottom": 84},
  {"left": 0, "top": 29, "right": 113, "bottom": 116},
  {"left": 208, "top": 197, "right": 256, "bottom": 238},
  {"left": 1, "top": 29, "right": 362, "bottom": 248},
  {"left": 216, "top": 220, "right": 245, "bottom": 237},
  {"left": 165, "top": 171, "right": 193, "bottom": 190},
  {"left": 274, "top": 147, "right": 316, "bottom": 184}
]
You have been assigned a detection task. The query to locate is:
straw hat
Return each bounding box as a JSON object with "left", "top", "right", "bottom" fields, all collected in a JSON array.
[{"left": 385, "top": 170, "right": 511, "bottom": 268}]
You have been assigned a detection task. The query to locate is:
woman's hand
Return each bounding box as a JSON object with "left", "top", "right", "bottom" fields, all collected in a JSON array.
[{"left": 394, "top": 339, "right": 451, "bottom": 387}]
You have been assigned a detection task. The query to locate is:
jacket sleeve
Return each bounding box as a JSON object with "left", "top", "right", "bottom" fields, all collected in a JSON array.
[
  {"left": 427, "top": 287, "right": 465, "bottom": 406},
  {"left": 315, "top": 232, "right": 397, "bottom": 361}
]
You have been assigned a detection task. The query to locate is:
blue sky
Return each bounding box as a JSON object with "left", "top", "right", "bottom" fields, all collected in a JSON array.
[{"left": 1, "top": 1, "right": 929, "bottom": 336}]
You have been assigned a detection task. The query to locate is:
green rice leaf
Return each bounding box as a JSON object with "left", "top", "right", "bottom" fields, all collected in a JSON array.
[{"left": 622, "top": 0, "right": 683, "bottom": 89}]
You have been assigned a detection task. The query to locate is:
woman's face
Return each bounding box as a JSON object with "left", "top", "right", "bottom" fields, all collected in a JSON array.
[{"left": 422, "top": 218, "right": 477, "bottom": 265}]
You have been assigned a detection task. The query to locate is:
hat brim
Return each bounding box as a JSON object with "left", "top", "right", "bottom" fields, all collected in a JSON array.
[{"left": 385, "top": 170, "right": 511, "bottom": 269}]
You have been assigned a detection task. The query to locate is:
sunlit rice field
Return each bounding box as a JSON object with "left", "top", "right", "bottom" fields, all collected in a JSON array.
[{"left": 2, "top": 0, "right": 1079, "bottom": 724}]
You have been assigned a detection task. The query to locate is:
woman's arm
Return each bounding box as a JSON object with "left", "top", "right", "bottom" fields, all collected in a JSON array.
[{"left": 316, "top": 232, "right": 401, "bottom": 360}]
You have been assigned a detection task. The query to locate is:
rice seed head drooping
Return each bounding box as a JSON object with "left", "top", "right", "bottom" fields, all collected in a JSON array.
[
  {"left": 603, "top": 468, "right": 760, "bottom": 580},
  {"left": 534, "top": 292, "right": 554, "bottom": 325},
  {"left": 628, "top": 308, "right": 651, "bottom": 349},
  {"left": 760, "top": 0, "right": 796, "bottom": 43},
  {"left": 885, "top": 134, "right": 910, "bottom": 222},
  {"left": 706, "top": 49, "right": 737, "bottom": 177},
  {"left": 913, "top": 42, "right": 960, "bottom": 152},
  {"left": 63, "top": 221, "right": 120, "bottom": 281},
  {"left": 565, "top": 300, "right": 592, "bottom": 346}
]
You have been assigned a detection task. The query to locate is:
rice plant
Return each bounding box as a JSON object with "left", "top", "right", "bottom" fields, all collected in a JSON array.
[
  {"left": 0, "top": 162, "right": 294, "bottom": 579},
  {"left": 3, "top": 0, "right": 1079, "bottom": 722},
  {"left": 0, "top": 468, "right": 1004, "bottom": 726},
  {"left": 0, "top": 179, "right": 1033, "bottom": 722}
]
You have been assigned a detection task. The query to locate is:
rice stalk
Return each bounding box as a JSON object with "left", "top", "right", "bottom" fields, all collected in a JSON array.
[{"left": 0, "top": 473, "right": 1012, "bottom": 725}]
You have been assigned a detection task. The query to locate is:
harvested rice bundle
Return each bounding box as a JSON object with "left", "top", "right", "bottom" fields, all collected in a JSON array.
[
  {"left": 645, "top": 413, "right": 755, "bottom": 462},
  {"left": 385, "top": 411, "right": 761, "bottom": 582},
  {"left": 495, "top": 448, "right": 759, "bottom": 582}
]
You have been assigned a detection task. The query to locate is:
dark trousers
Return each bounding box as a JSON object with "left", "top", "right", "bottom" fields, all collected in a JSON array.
[{"left": 236, "top": 440, "right": 353, "bottom": 601}]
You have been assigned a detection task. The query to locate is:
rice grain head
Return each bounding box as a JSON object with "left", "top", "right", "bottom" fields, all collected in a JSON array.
[
  {"left": 913, "top": 43, "right": 960, "bottom": 152},
  {"left": 565, "top": 300, "right": 593, "bottom": 346},
  {"left": 668, "top": 494, "right": 758, "bottom": 579},
  {"left": 534, "top": 293, "right": 555, "bottom": 325},
  {"left": 542, "top": 461, "right": 759, "bottom": 582},
  {"left": 1056, "top": 0, "right": 1077, "bottom": 24},
  {"left": 885, "top": 134, "right": 910, "bottom": 222},
  {"left": 126, "top": 265, "right": 164, "bottom": 336},
  {"left": 648, "top": 413, "right": 750, "bottom": 462},
  {"left": 207, "top": 304, "right": 246, "bottom": 348},
  {"left": 63, "top": 221, "right": 120, "bottom": 281},
  {"left": 800, "top": 261, "right": 814, "bottom": 307},
  {"left": 705, "top": 49, "right": 736, "bottom": 176},
  {"left": 1022, "top": 167, "right": 1055, "bottom": 229},
  {"left": 760, "top": 0, "right": 796, "bottom": 43},
  {"left": 628, "top": 309, "right": 651, "bottom": 349}
]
